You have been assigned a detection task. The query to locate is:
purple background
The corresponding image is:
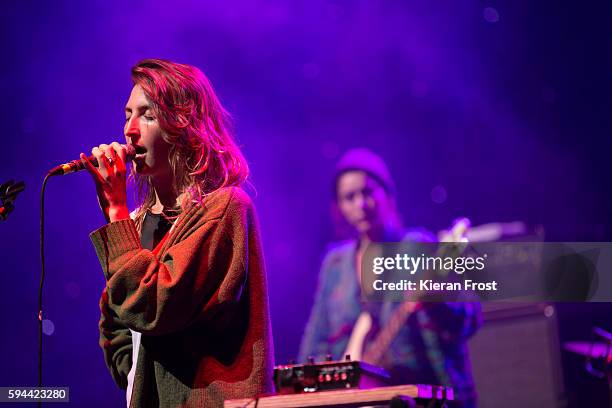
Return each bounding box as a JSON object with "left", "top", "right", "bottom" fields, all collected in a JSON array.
[{"left": 1, "top": 1, "right": 610, "bottom": 406}]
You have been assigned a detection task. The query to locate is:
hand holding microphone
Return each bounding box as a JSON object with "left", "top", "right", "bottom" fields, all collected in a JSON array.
[
  {"left": 48, "top": 143, "right": 136, "bottom": 176},
  {"left": 82, "top": 142, "right": 132, "bottom": 223},
  {"left": 51, "top": 142, "right": 134, "bottom": 223}
]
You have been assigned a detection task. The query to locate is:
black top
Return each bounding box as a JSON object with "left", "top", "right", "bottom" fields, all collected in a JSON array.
[{"left": 140, "top": 211, "right": 173, "bottom": 250}]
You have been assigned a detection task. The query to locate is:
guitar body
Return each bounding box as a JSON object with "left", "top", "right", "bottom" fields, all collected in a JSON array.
[{"left": 344, "top": 311, "right": 372, "bottom": 361}]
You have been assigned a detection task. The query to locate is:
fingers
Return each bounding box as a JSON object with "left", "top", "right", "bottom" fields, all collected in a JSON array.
[
  {"left": 110, "top": 142, "right": 127, "bottom": 174},
  {"left": 98, "top": 143, "right": 128, "bottom": 174},
  {"left": 81, "top": 143, "right": 129, "bottom": 221},
  {"left": 83, "top": 142, "right": 128, "bottom": 184},
  {"left": 92, "top": 145, "right": 112, "bottom": 179},
  {"left": 80, "top": 153, "right": 104, "bottom": 184}
]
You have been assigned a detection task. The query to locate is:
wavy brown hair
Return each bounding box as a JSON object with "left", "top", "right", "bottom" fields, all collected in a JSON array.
[{"left": 129, "top": 59, "right": 248, "bottom": 227}]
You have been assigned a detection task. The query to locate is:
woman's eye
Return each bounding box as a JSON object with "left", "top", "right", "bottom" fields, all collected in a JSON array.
[{"left": 144, "top": 115, "right": 155, "bottom": 121}]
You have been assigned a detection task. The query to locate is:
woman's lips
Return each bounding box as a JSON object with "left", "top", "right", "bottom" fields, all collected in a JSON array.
[{"left": 130, "top": 144, "right": 147, "bottom": 154}]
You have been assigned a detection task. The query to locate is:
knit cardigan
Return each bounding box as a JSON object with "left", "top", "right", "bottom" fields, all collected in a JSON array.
[{"left": 90, "top": 187, "right": 274, "bottom": 407}]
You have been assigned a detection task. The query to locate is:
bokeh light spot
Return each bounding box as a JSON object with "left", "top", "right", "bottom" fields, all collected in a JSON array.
[
  {"left": 431, "top": 185, "right": 447, "bottom": 204},
  {"left": 483, "top": 7, "right": 500, "bottom": 23},
  {"left": 42, "top": 319, "right": 55, "bottom": 336}
]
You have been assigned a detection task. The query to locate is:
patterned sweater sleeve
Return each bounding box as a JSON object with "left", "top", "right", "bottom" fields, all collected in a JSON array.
[
  {"left": 98, "top": 288, "right": 132, "bottom": 389},
  {"left": 90, "top": 189, "right": 251, "bottom": 336}
]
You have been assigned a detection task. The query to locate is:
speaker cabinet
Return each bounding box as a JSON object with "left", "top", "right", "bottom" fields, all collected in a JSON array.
[{"left": 468, "top": 303, "right": 565, "bottom": 407}]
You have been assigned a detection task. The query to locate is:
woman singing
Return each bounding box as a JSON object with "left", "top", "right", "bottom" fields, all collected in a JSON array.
[{"left": 80, "top": 59, "right": 273, "bottom": 407}]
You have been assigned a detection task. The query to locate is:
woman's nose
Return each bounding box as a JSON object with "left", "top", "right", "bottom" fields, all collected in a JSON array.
[{"left": 125, "top": 117, "right": 140, "bottom": 138}]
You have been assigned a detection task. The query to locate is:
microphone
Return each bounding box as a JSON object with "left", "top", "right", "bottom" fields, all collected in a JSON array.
[{"left": 48, "top": 144, "right": 136, "bottom": 176}]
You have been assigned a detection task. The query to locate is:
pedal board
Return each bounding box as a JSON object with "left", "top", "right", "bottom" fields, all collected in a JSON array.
[{"left": 274, "top": 357, "right": 391, "bottom": 394}]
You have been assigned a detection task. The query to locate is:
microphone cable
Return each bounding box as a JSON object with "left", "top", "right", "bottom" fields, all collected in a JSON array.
[{"left": 38, "top": 173, "right": 51, "bottom": 408}]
